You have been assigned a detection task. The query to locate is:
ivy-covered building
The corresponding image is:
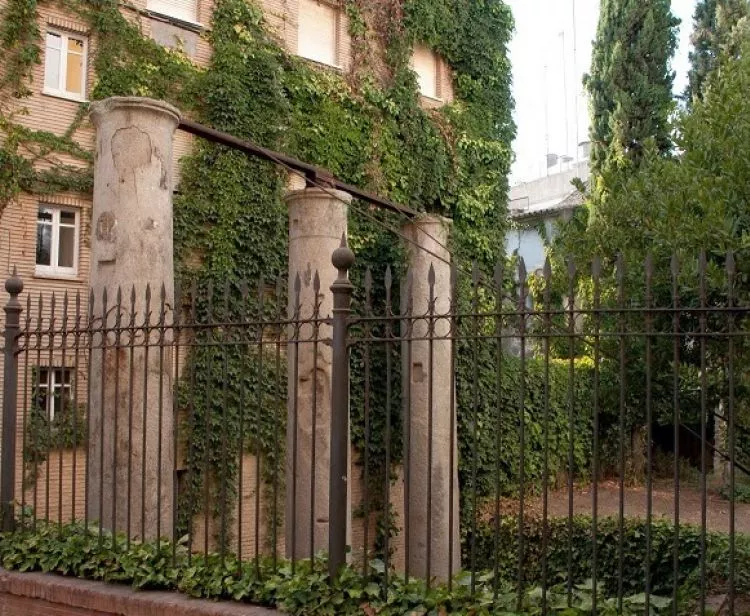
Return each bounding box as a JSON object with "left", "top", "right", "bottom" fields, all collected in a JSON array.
[{"left": 0, "top": 0, "right": 515, "bottom": 557}]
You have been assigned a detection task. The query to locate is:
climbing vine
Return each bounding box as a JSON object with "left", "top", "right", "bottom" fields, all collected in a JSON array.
[{"left": 1, "top": 0, "right": 517, "bottom": 548}]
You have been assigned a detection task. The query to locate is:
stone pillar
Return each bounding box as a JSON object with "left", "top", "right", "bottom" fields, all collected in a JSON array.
[
  {"left": 88, "top": 97, "right": 180, "bottom": 541},
  {"left": 402, "top": 215, "right": 460, "bottom": 581},
  {"left": 285, "top": 187, "right": 352, "bottom": 560}
]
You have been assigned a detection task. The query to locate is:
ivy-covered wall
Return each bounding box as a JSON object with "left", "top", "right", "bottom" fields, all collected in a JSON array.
[{"left": 0, "top": 0, "right": 517, "bottom": 545}]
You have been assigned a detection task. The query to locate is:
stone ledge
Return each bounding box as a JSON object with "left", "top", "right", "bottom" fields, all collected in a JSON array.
[{"left": 0, "top": 568, "right": 278, "bottom": 615}]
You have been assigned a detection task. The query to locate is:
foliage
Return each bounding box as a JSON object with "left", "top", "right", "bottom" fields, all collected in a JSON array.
[
  {"left": 1, "top": 0, "right": 516, "bottom": 548},
  {"left": 0, "top": 520, "right": 673, "bottom": 615},
  {"left": 584, "top": 0, "right": 679, "bottom": 182},
  {"left": 457, "top": 353, "right": 595, "bottom": 512},
  {"left": 686, "top": 0, "right": 750, "bottom": 103},
  {"left": 549, "top": 28, "right": 750, "bottom": 475},
  {"left": 469, "top": 514, "right": 750, "bottom": 600},
  {"left": 719, "top": 481, "right": 750, "bottom": 503}
]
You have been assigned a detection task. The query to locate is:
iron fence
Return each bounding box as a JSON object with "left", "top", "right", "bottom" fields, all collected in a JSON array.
[{"left": 2, "top": 249, "right": 750, "bottom": 614}]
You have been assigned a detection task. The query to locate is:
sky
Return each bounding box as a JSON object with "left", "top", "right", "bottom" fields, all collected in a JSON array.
[{"left": 507, "top": 0, "right": 698, "bottom": 184}]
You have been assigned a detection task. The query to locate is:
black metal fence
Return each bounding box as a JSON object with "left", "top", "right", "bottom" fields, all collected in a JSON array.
[{"left": 2, "top": 249, "right": 750, "bottom": 614}]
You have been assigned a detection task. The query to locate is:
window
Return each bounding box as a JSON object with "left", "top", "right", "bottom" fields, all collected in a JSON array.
[
  {"left": 36, "top": 206, "right": 79, "bottom": 277},
  {"left": 412, "top": 45, "right": 440, "bottom": 100},
  {"left": 44, "top": 30, "right": 87, "bottom": 100},
  {"left": 36, "top": 368, "right": 73, "bottom": 421},
  {"left": 147, "top": 0, "right": 198, "bottom": 23},
  {"left": 298, "top": 0, "right": 339, "bottom": 67}
]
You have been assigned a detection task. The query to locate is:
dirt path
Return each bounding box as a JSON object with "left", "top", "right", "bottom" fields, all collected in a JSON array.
[{"left": 512, "top": 480, "right": 750, "bottom": 535}]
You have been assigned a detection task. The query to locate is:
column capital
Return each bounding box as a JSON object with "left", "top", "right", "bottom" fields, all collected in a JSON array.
[{"left": 89, "top": 96, "right": 181, "bottom": 129}]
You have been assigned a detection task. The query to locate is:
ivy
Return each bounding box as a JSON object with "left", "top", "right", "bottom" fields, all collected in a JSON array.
[
  {"left": 0, "top": 520, "right": 677, "bottom": 615},
  {"left": 0, "top": 0, "right": 518, "bottom": 552}
]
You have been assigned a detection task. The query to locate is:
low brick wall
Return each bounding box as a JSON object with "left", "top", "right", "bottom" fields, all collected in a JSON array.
[{"left": 0, "top": 569, "right": 277, "bottom": 615}]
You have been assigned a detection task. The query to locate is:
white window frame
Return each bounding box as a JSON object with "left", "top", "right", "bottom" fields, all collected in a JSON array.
[
  {"left": 35, "top": 205, "right": 80, "bottom": 278},
  {"left": 297, "top": 0, "right": 341, "bottom": 68},
  {"left": 147, "top": 0, "right": 199, "bottom": 24},
  {"left": 411, "top": 45, "right": 442, "bottom": 102},
  {"left": 37, "top": 368, "right": 73, "bottom": 422},
  {"left": 43, "top": 29, "right": 88, "bottom": 102}
]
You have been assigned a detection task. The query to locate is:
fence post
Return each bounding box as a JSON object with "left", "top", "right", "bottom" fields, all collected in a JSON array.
[
  {"left": 2, "top": 268, "right": 23, "bottom": 532},
  {"left": 329, "top": 236, "right": 354, "bottom": 578}
]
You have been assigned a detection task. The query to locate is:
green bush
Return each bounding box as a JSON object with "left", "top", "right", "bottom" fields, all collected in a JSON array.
[
  {"left": 468, "top": 515, "right": 750, "bottom": 600},
  {"left": 0, "top": 521, "right": 671, "bottom": 615}
]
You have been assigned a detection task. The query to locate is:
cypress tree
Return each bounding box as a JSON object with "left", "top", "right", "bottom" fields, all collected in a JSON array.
[
  {"left": 585, "top": 0, "right": 678, "bottom": 178},
  {"left": 686, "top": 0, "right": 749, "bottom": 103}
]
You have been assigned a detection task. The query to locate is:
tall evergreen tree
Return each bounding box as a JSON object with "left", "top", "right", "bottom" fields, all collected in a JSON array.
[
  {"left": 686, "top": 0, "right": 718, "bottom": 102},
  {"left": 686, "top": 0, "right": 749, "bottom": 102},
  {"left": 585, "top": 0, "right": 678, "bottom": 179}
]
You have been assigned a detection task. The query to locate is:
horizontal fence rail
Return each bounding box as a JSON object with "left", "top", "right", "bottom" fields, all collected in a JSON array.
[{"left": 2, "top": 251, "right": 750, "bottom": 614}]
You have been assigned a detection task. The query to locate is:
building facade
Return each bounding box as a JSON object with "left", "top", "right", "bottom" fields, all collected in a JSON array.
[
  {"left": 0, "top": 0, "right": 476, "bottom": 563},
  {"left": 505, "top": 159, "right": 589, "bottom": 274},
  {"left": 0, "top": 0, "right": 455, "bottom": 414}
]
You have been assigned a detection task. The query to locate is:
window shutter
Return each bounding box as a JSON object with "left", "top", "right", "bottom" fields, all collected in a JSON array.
[
  {"left": 413, "top": 45, "right": 439, "bottom": 99},
  {"left": 147, "top": 0, "right": 197, "bottom": 22},
  {"left": 298, "top": 0, "right": 337, "bottom": 66}
]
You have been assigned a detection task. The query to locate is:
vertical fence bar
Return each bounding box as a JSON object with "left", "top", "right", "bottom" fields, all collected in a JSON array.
[
  {"left": 698, "top": 251, "right": 708, "bottom": 615},
  {"left": 291, "top": 273, "right": 301, "bottom": 572},
  {"left": 541, "top": 258, "right": 552, "bottom": 615},
  {"left": 127, "top": 286, "right": 136, "bottom": 549},
  {"left": 383, "top": 265, "right": 393, "bottom": 585},
  {"left": 516, "top": 259, "right": 528, "bottom": 611},
  {"left": 273, "top": 276, "right": 283, "bottom": 572},
  {"left": 671, "top": 255, "right": 680, "bottom": 616},
  {"left": 219, "top": 282, "right": 230, "bottom": 564},
  {"left": 469, "top": 263, "right": 480, "bottom": 594},
  {"left": 591, "top": 257, "right": 601, "bottom": 616},
  {"left": 644, "top": 254, "right": 654, "bottom": 616},
  {"left": 59, "top": 292, "right": 69, "bottom": 532},
  {"left": 329, "top": 237, "right": 354, "bottom": 579},
  {"left": 492, "top": 260, "right": 504, "bottom": 600},
  {"left": 363, "top": 268, "right": 373, "bottom": 577},
  {"left": 238, "top": 281, "right": 249, "bottom": 564},
  {"left": 2, "top": 269, "right": 23, "bottom": 532},
  {"left": 112, "top": 288, "right": 122, "bottom": 546},
  {"left": 238, "top": 280, "right": 248, "bottom": 568},
  {"left": 72, "top": 291, "right": 81, "bottom": 526},
  {"left": 447, "top": 263, "right": 457, "bottom": 591},
  {"left": 256, "top": 278, "right": 265, "bottom": 571},
  {"left": 172, "top": 280, "right": 181, "bottom": 562},
  {"left": 726, "top": 252, "right": 736, "bottom": 616},
  {"left": 20, "top": 295, "right": 31, "bottom": 528},
  {"left": 566, "top": 258, "right": 576, "bottom": 606},
  {"left": 616, "top": 254, "right": 626, "bottom": 611},
  {"left": 426, "top": 265, "right": 436, "bottom": 586},
  {"left": 310, "top": 273, "right": 321, "bottom": 563},
  {"left": 46, "top": 293, "right": 56, "bottom": 524}
]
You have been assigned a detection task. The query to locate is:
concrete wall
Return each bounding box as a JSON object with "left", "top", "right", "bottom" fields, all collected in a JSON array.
[{"left": 509, "top": 160, "right": 589, "bottom": 212}]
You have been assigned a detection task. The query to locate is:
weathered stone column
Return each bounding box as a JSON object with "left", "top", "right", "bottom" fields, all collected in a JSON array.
[
  {"left": 402, "top": 215, "right": 460, "bottom": 581},
  {"left": 88, "top": 97, "right": 180, "bottom": 541},
  {"left": 285, "top": 187, "right": 352, "bottom": 560}
]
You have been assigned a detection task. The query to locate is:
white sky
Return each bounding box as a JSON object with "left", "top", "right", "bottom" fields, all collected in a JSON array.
[{"left": 507, "top": 0, "right": 697, "bottom": 184}]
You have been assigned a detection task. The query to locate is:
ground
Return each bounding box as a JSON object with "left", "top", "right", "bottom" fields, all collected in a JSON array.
[{"left": 525, "top": 479, "right": 750, "bottom": 535}]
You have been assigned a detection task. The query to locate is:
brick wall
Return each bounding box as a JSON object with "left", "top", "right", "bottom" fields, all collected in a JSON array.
[{"left": 0, "top": 569, "right": 277, "bottom": 615}]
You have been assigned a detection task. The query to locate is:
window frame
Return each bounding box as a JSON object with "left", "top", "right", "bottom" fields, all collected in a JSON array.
[
  {"left": 35, "top": 205, "right": 80, "bottom": 278},
  {"left": 36, "top": 367, "right": 73, "bottom": 422},
  {"left": 411, "top": 45, "right": 442, "bottom": 102},
  {"left": 147, "top": 0, "right": 200, "bottom": 25},
  {"left": 297, "top": 0, "right": 341, "bottom": 69},
  {"left": 43, "top": 29, "right": 88, "bottom": 102}
]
